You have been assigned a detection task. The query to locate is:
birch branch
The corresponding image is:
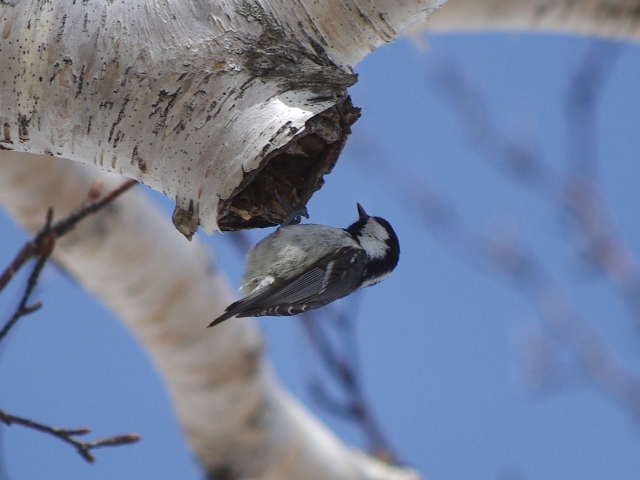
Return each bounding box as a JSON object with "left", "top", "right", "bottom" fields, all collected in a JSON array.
[
  {"left": 422, "top": 0, "right": 640, "bottom": 39},
  {"left": 0, "top": 151, "right": 420, "bottom": 480},
  {"left": 0, "top": 0, "right": 444, "bottom": 235}
]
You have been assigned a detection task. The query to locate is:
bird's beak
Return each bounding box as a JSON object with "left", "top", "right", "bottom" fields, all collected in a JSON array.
[{"left": 357, "top": 203, "right": 368, "bottom": 220}]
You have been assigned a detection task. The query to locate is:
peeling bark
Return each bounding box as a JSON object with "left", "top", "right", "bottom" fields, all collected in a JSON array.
[{"left": 0, "top": 0, "right": 444, "bottom": 235}]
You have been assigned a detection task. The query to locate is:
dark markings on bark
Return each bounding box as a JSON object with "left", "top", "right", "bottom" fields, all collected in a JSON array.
[
  {"left": 236, "top": 0, "right": 279, "bottom": 31},
  {"left": 243, "top": 32, "right": 356, "bottom": 95},
  {"left": 131, "top": 144, "right": 147, "bottom": 173},
  {"left": 76, "top": 64, "right": 86, "bottom": 97},
  {"left": 153, "top": 88, "right": 181, "bottom": 118},
  {"left": 56, "top": 14, "right": 67, "bottom": 41},
  {"left": 48, "top": 62, "right": 60, "bottom": 84},
  {"left": 297, "top": 9, "right": 329, "bottom": 48},
  {"left": 18, "top": 114, "right": 29, "bottom": 142},
  {"left": 119, "top": 66, "right": 132, "bottom": 87},
  {"left": 2, "top": 123, "right": 12, "bottom": 145},
  {"left": 108, "top": 95, "right": 130, "bottom": 143},
  {"left": 378, "top": 12, "right": 396, "bottom": 35},
  {"left": 112, "top": 130, "right": 124, "bottom": 147},
  {"left": 173, "top": 120, "right": 185, "bottom": 133},
  {"left": 209, "top": 88, "right": 234, "bottom": 122},
  {"left": 237, "top": 77, "right": 256, "bottom": 98},
  {"left": 236, "top": 1, "right": 356, "bottom": 96},
  {"left": 95, "top": 13, "right": 107, "bottom": 48}
]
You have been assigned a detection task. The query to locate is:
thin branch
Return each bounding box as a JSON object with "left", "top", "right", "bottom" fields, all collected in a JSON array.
[
  {"left": 428, "top": 56, "right": 563, "bottom": 199},
  {"left": 347, "top": 127, "right": 640, "bottom": 423},
  {"left": 0, "top": 209, "right": 54, "bottom": 343},
  {"left": 0, "top": 178, "right": 137, "bottom": 294},
  {"left": 50, "top": 179, "right": 137, "bottom": 239},
  {"left": 0, "top": 177, "right": 141, "bottom": 464},
  {"left": 0, "top": 409, "right": 140, "bottom": 463},
  {"left": 434, "top": 42, "right": 640, "bottom": 413},
  {"left": 477, "top": 235, "right": 640, "bottom": 420},
  {"left": 308, "top": 380, "right": 354, "bottom": 419},
  {"left": 428, "top": 51, "right": 640, "bottom": 330},
  {"left": 299, "top": 311, "right": 399, "bottom": 464},
  {"left": 566, "top": 42, "right": 621, "bottom": 179}
]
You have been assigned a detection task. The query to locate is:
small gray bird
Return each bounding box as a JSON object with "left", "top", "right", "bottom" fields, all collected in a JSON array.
[{"left": 208, "top": 203, "right": 400, "bottom": 327}]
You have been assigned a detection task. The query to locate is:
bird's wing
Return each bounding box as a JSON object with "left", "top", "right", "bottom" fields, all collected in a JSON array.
[{"left": 208, "top": 247, "right": 365, "bottom": 327}]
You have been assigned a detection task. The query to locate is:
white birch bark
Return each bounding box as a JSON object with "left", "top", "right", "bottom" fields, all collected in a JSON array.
[
  {"left": 0, "top": 151, "right": 420, "bottom": 480},
  {"left": 0, "top": 0, "right": 448, "bottom": 477},
  {"left": 0, "top": 0, "right": 445, "bottom": 236},
  {"left": 423, "top": 0, "right": 640, "bottom": 39},
  {"left": 4, "top": 0, "right": 635, "bottom": 477}
]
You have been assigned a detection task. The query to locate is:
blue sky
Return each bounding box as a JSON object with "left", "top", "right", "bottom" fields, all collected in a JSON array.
[{"left": 1, "top": 33, "right": 640, "bottom": 479}]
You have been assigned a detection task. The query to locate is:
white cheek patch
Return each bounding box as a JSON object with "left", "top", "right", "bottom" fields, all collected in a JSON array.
[{"left": 358, "top": 221, "right": 390, "bottom": 259}]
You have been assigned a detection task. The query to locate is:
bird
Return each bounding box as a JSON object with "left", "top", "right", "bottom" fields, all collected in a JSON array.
[{"left": 208, "top": 203, "right": 400, "bottom": 327}]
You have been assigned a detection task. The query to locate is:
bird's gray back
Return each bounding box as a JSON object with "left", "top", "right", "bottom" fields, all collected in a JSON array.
[{"left": 241, "top": 224, "right": 360, "bottom": 294}]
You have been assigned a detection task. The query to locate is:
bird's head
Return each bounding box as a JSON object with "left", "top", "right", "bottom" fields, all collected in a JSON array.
[{"left": 346, "top": 203, "right": 400, "bottom": 287}]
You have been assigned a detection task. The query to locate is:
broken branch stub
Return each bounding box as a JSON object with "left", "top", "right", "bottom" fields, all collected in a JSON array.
[{"left": 215, "top": 96, "right": 360, "bottom": 231}]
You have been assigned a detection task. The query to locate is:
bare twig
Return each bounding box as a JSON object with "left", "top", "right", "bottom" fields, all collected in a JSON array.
[
  {"left": 0, "top": 409, "right": 140, "bottom": 463},
  {"left": 561, "top": 44, "right": 640, "bottom": 326},
  {"left": 49, "top": 178, "right": 137, "bottom": 239},
  {"left": 347, "top": 45, "right": 640, "bottom": 421},
  {"left": 0, "top": 208, "right": 55, "bottom": 343},
  {"left": 566, "top": 42, "right": 621, "bottom": 179},
  {"left": 0, "top": 177, "right": 140, "bottom": 464},
  {"left": 428, "top": 56, "right": 564, "bottom": 200},
  {"left": 299, "top": 310, "right": 399, "bottom": 464},
  {"left": 477, "top": 234, "right": 640, "bottom": 420},
  {"left": 351, "top": 137, "right": 640, "bottom": 420},
  {"left": 0, "top": 178, "right": 137, "bottom": 294},
  {"left": 429, "top": 50, "right": 640, "bottom": 329}
]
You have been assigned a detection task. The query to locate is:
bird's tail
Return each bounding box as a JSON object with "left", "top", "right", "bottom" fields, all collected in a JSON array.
[
  {"left": 207, "top": 287, "right": 270, "bottom": 327},
  {"left": 207, "top": 308, "right": 237, "bottom": 328}
]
